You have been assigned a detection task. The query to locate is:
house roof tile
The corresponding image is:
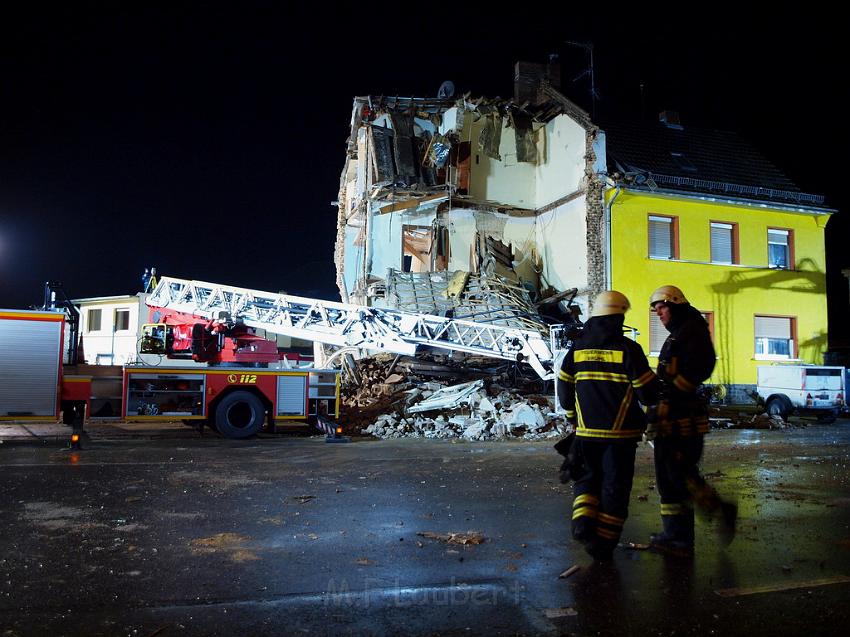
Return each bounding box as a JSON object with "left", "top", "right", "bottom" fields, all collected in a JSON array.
[{"left": 601, "top": 118, "right": 826, "bottom": 208}]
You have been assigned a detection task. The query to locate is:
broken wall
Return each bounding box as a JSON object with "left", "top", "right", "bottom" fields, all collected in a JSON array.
[
  {"left": 369, "top": 208, "right": 436, "bottom": 277},
  {"left": 536, "top": 196, "right": 590, "bottom": 311},
  {"left": 336, "top": 92, "right": 600, "bottom": 307},
  {"left": 341, "top": 224, "right": 359, "bottom": 299},
  {"left": 466, "top": 115, "right": 536, "bottom": 207},
  {"left": 534, "top": 114, "right": 590, "bottom": 208}
]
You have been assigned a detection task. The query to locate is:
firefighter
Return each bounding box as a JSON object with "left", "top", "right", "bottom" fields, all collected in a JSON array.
[
  {"left": 648, "top": 285, "right": 737, "bottom": 556},
  {"left": 557, "top": 290, "right": 659, "bottom": 561}
]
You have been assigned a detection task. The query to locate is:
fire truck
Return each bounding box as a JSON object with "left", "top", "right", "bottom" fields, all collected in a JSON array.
[
  {"left": 0, "top": 312, "right": 90, "bottom": 428},
  {"left": 2, "top": 277, "right": 563, "bottom": 440}
]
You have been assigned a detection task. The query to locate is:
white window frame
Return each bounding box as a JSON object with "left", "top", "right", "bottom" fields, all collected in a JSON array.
[
  {"left": 767, "top": 229, "right": 790, "bottom": 270},
  {"left": 114, "top": 308, "right": 131, "bottom": 332},
  {"left": 754, "top": 315, "right": 795, "bottom": 360},
  {"left": 87, "top": 308, "right": 102, "bottom": 333},
  {"left": 648, "top": 215, "right": 676, "bottom": 260},
  {"left": 710, "top": 222, "right": 735, "bottom": 265}
]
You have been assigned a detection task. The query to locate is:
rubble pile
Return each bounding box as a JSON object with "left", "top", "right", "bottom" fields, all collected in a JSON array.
[
  {"left": 709, "top": 408, "right": 806, "bottom": 429},
  {"left": 340, "top": 354, "right": 567, "bottom": 441}
]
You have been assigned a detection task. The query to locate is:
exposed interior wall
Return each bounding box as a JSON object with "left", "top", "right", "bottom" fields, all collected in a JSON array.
[
  {"left": 535, "top": 196, "right": 590, "bottom": 310},
  {"left": 465, "top": 116, "right": 536, "bottom": 208},
  {"left": 369, "top": 209, "right": 436, "bottom": 279},
  {"left": 534, "top": 114, "right": 588, "bottom": 208},
  {"left": 336, "top": 98, "right": 596, "bottom": 306},
  {"left": 443, "top": 209, "right": 541, "bottom": 290},
  {"left": 343, "top": 224, "right": 364, "bottom": 297}
]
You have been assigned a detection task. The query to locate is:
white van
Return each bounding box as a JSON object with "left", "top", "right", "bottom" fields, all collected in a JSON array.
[{"left": 757, "top": 365, "right": 845, "bottom": 422}]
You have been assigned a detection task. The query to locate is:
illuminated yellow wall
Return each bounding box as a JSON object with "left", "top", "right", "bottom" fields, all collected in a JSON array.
[{"left": 609, "top": 190, "right": 831, "bottom": 385}]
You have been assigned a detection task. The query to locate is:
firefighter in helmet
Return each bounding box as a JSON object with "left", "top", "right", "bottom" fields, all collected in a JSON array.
[
  {"left": 557, "top": 290, "right": 660, "bottom": 561},
  {"left": 648, "top": 285, "right": 737, "bottom": 555}
]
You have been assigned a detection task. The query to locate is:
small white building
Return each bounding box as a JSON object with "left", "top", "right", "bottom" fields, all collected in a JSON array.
[
  {"left": 73, "top": 292, "right": 315, "bottom": 367},
  {"left": 73, "top": 294, "right": 148, "bottom": 365}
]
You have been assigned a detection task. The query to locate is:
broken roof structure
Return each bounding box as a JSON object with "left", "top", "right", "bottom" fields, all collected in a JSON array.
[{"left": 335, "top": 61, "right": 604, "bottom": 328}]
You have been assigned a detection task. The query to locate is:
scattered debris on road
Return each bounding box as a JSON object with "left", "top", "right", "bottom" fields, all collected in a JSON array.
[
  {"left": 558, "top": 565, "right": 581, "bottom": 579},
  {"left": 416, "top": 531, "right": 486, "bottom": 545}
]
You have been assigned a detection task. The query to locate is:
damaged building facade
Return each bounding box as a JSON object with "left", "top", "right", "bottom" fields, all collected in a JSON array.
[
  {"left": 335, "top": 62, "right": 604, "bottom": 325},
  {"left": 334, "top": 62, "right": 833, "bottom": 402}
]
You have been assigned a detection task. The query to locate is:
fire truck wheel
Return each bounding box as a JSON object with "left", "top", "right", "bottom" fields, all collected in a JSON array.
[{"left": 214, "top": 391, "right": 265, "bottom": 439}]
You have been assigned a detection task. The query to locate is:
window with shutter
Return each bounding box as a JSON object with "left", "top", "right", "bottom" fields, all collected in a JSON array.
[
  {"left": 754, "top": 315, "right": 795, "bottom": 359},
  {"left": 710, "top": 222, "right": 735, "bottom": 264},
  {"left": 649, "top": 310, "right": 714, "bottom": 355},
  {"left": 648, "top": 215, "right": 676, "bottom": 259},
  {"left": 649, "top": 310, "right": 667, "bottom": 354}
]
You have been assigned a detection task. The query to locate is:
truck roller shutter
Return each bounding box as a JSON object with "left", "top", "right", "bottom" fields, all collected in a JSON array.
[
  {"left": 0, "top": 317, "right": 62, "bottom": 417},
  {"left": 276, "top": 375, "right": 307, "bottom": 416}
]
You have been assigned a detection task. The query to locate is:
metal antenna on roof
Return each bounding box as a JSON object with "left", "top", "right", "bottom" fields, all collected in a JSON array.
[{"left": 564, "top": 40, "right": 598, "bottom": 118}]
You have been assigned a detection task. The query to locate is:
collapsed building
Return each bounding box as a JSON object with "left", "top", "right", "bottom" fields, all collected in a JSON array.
[
  {"left": 335, "top": 60, "right": 604, "bottom": 319},
  {"left": 332, "top": 61, "right": 604, "bottom": 439}
]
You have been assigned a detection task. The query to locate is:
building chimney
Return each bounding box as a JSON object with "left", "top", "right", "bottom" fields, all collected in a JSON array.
[
  {"left": 659, "top": 110, "right": 683, "bottom": 129},
  {"left": 514, "top": 60, "right": 561, "bottom": 105}
]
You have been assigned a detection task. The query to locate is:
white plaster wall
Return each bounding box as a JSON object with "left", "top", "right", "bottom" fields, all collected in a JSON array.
[
  {"left": 343, "top": 225, "right": 365, "bottom": 295},
  {"left": 368, "top": 209, "right": 437, "bottom": 279},
  {"left": 78, "top": 297, "right": 144, "bottom": 365},
  {"left": 534, "top": 114, "right": 588, "bottom": 209},
  {"left": 446, "top": 209, "right": 478, "bottom": 272},
  {"left": 592, "top": 130, "right": 607, "bottom": 176},
  {"left": 466, "top": 117, "right": 535, "bottom": 208},
  {"left": 445, "top": 208, "right": 552, "bottom": 292},
  {"left": 535, "top": 196, "right": 589, "bottom": 295}
]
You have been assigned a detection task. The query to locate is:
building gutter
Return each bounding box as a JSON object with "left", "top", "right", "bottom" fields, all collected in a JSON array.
[
  {"left": 603, "top": 178, "right": 621, "bottom": 289},
  {"left": 623, "top": 186, "right": 835, "bottom": 216}
]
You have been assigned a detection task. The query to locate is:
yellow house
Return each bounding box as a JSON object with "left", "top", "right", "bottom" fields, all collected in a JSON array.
[{"left": 602, "top": 115, "right": 835, "bottom": 401}]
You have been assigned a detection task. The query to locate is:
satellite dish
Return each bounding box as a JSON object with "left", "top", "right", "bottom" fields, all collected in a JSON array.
[{"left": 437, "top": 81, "right": 455, "bottom": 99}]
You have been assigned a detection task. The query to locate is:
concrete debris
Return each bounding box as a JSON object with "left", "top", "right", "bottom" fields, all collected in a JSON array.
[
  {"left": 358, "top": 372, "right": 565, "bottom": 441},
  {"left": 408, "top": 380, "right": 484, "bottom": 413},
  {"left": 709, "top": 409, "right": 805, "bottom": 430},
  {"left": 416, "top": 531, "right": 486, "bottom": 545},
  {"left": 341, "top": 353, "right": 566, "bottom": 440},
  {"left": 558, "top": 565, "right": 581, "bottom": 579}
]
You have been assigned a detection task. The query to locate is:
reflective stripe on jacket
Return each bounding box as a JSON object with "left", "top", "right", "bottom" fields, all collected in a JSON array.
[
  {"left": 558, "top": 316, "right": 659, "bottom": 441},
  {"left": 656, "top": 304, "right": 716, "bottom": 437}
]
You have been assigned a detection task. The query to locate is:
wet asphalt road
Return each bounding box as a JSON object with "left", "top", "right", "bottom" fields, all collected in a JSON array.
[{"left": 1, "top": 422, "right": 850, "bottom": 636}]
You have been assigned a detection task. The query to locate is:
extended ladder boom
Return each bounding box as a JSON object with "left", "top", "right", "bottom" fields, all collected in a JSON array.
[{"left": 147, "top": 277, "right": 555, "bottom": 379}]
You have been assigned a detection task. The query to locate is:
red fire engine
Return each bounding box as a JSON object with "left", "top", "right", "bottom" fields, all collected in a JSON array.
[
  {"left": 0, "top": 309, "right": 90, "bottom": 436},
  {"left": 121, "top": 305, "right": 340, "bottom": 439}
]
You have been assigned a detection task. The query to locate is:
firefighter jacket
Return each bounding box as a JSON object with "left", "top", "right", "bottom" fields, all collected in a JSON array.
[
  {"left": 557, "top": 315, "right": 659, "bottom": 441},
  {"left": 655, "top": 304, "right": 716, "bottom": 437}
]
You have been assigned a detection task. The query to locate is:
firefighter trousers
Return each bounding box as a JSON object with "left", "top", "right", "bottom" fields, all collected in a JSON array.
[
  {"left": 654, "top": 435, "right": 722, "bottom": 544},
  {"left": 571, "top": 439, "right": 637, "bottom": 552}
]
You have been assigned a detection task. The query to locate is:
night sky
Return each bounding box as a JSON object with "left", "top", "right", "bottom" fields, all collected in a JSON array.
[{"left": 1, "top": 5, "right": 845, "bottom": 339}]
